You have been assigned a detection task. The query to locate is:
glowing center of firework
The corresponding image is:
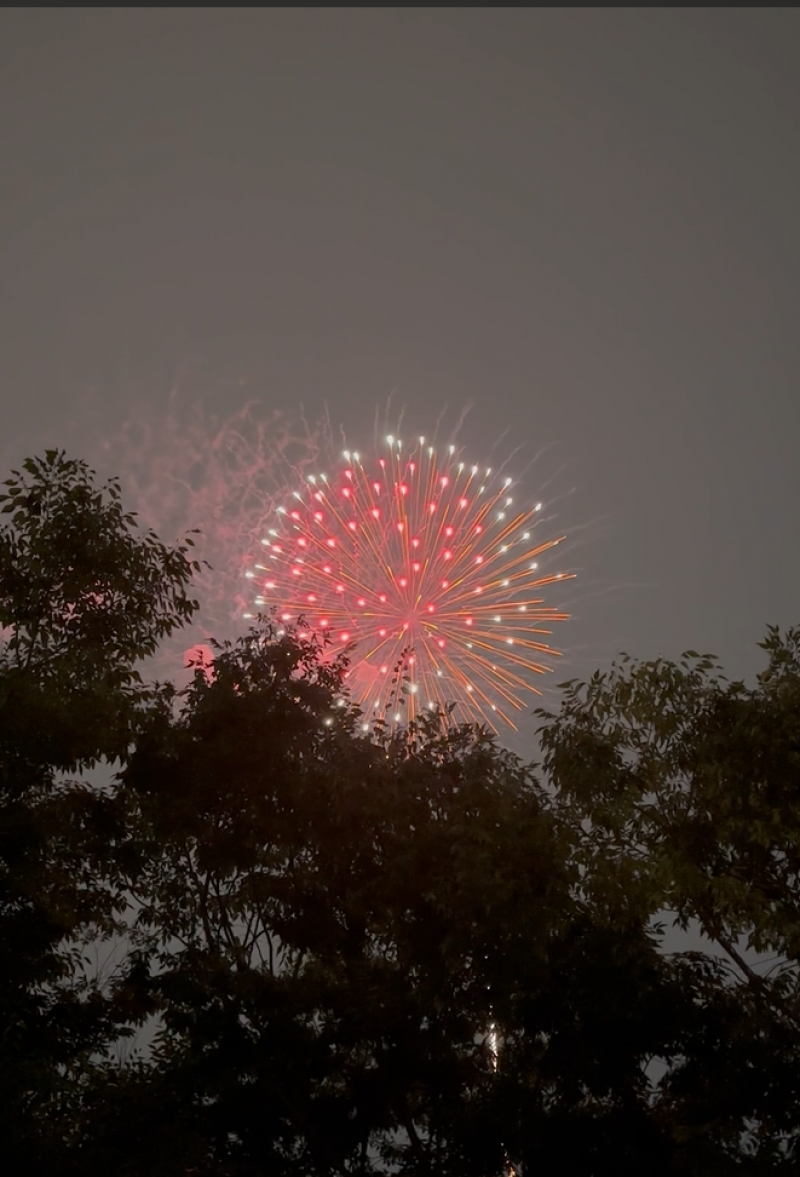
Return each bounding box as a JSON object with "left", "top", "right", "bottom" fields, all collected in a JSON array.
[{"left": 247, "top": 437, "right": 572, "bottom": 730}]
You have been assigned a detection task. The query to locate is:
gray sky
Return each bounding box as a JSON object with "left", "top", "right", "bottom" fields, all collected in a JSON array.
[{"left": 2, "top": 8, "right": 798, "bottom": 705}]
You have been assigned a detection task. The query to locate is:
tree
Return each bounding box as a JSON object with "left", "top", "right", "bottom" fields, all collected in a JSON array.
[
  {"left": 5, "top": 451, "right": 800, "bottom": 1175},
  {"left": 57, "top": 615, "right": 800, "bottom": 1175},
  {"left": 536, "top": 629, "right": 800, "bottom": 1169},
  {"left": 66, "top": 622, "right": 703, "bottom": 1177},
  {"left": 0, "top": 452, "right": 201, "bottom": 1172}
]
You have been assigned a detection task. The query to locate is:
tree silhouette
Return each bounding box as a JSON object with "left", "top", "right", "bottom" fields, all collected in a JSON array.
[{"left": 3, "top": 453, "right": 799, "bottom": 1175}]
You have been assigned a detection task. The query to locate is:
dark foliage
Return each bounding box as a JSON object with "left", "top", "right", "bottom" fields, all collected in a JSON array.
[{"left": 2, "top": 453, "right": 799, "bottom": 1175}]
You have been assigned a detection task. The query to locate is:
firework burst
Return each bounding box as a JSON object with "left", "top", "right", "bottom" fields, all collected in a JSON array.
[{"left": 247, "top": 435, "right": 573, "bottom": 730}]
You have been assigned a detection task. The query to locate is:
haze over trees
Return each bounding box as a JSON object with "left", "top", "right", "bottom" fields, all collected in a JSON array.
[{"left": 2, "top": 452, "right": 798, "bottom": 1175}]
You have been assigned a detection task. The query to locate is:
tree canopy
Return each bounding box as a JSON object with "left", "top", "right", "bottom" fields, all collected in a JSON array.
[
  {"left": 0, "top": 452, "right": 200, "bottom": 1172},
  {"left": 1, "top": 452, "right": 798, "bottom": 1175}
]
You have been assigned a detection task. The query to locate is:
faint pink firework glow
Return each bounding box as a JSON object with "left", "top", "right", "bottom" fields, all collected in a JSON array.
[
  {"left": 103, "top": 401, "right": 321, "bottom": 619},
  {"left": 184, "top": 643, "right": 216, "bottom": 682},
  {"left": 67, "top": 389, "right": 325, "bottom": 679}
]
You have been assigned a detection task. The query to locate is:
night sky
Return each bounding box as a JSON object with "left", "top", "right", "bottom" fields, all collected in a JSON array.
[{"left": 2, "top": 9, "right": 799, "bottom": 706}]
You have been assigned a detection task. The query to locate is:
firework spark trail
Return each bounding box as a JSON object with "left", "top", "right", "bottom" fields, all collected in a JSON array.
[{"left": 248, "top": 435, "right": 574, "bottom": 730}]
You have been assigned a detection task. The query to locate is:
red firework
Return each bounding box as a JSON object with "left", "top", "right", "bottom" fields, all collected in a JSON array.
[{"left": 245, "top": 437, "right": 573, "bottom": 730}]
